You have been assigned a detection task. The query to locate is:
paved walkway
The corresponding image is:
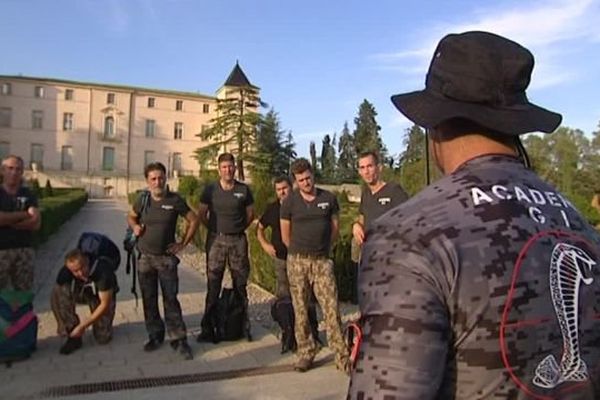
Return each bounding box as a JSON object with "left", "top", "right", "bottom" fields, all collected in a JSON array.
[{"left": 1, "top": 199, "right": 350, "bottom": 400}]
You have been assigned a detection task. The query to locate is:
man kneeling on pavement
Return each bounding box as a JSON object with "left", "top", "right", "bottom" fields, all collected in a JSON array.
[{"left": 51, "top": 247, "right": 118, "bottom": 355}]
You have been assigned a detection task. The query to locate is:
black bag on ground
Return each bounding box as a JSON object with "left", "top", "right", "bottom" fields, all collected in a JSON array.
[
  {"left": 215, "top": 288, "right": 247, "bottom": 342},
  {"left": 270, "top": 296, "right": 320, "bottom": 354},
  {"left": 0, "top": 290, "right": 38, "bottom": 366}
]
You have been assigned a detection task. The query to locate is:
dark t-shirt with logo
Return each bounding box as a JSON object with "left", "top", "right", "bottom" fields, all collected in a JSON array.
[
  {"left": 135, "top": 192, "right": 190, "bottom": 255},
  {"left": 259, "top": 200, "right": 287, "bottom": 260},
  {"left": 280, "top": 188, "right": 339, "bottom": 257},
  {"left": 348, "top": 155, "right": 600, "bottom": 400},
  {"left": 359, "top": 181, "right": 408, "bottom": 229},
  {"left": 200, "top": 181, "right": 254, "bottom": 235},
  {"left": 56, "top": 258, "right": 118, "bottom": 293},
  {"left": 0, "top": 186, "right": 39, "bottom": 250}
]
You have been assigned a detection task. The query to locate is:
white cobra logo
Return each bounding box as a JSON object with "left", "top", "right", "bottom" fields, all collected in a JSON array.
[{"left": 533, "top": 243, "right": 596, "bottom": 389}]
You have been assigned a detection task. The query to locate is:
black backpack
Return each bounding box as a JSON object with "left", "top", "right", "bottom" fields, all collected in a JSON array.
[
  {"left": 123, "top": 190, "right": 150, "bottom": 305},
  {"left": 270, "top": 296, "right": 321, "bottom": 354},
  {"left": 77, "top": 232, "right": 121, "bottom": 271},
  {"left": 215, "top": 288, "right": 249, "bottom": 342}
]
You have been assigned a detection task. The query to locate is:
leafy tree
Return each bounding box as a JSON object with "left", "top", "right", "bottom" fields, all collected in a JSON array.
[
  {"left": 320, "top": 134, "right": 337, "bottom": 183},
  {"left": 337, "top": 122, "right": 357, "bottom": 182},
  {"left": 309, "top": 141, "right": 319, "bottom": 177},
  {"left": 253, "top": 109, "right": 294, "bottom": 177},
  {"left": 353, "top": 99, "right": 387, "bottom": 158},
  {"left": 398, "top": 125, "right": 429, "bottom": 195},
  {"left": 281, "top": 131, "right": 297, "bottom": 175},
  {"left": 194, "top": 85, "right": 263, "bottom": 181}
]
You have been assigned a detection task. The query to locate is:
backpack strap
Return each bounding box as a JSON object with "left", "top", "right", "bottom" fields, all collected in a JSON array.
[{"left": 126, "top": 191, "right": 150, "bottom": 308}]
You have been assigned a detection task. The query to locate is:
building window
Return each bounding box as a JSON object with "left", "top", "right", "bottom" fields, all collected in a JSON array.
[
  {"left": 0, "top": 142, "right": 9, "bottom": 160},
  {"left": 201, "top": 124, "right": 209, "bottom": 133},
  {"left": 65, "top": 89, "right": 74, "bottom": 100},
  {"left": 172, "top": 152, "right": 182, "bottom": 176},
  {"left": 32, "top": 110, "right": 44, "bottom": 129},
  {"left": 61, "top": 146, "right": 73, "bottom": 170},
  {"left": 104, "top": 116, "right": 115, "bottom": 137},
  {"left": 1, "top": 83, "right": 11, "bottom": 95},
  {"left": 148, "top": 97, "right": 155, "bottom": 108},
  {"left": 203, "top": 104, "right": 210, "bottom": 113},
  {"left": 0, "top": 107, "right": 11, "bottom": 128},
  {"left": 34, "top": 86, "right": 45, "bottom": 98},
  {"left": 176, "top": 100, "right": 183, "bottom": 111},
  {"left": 30, "top": 143, "right": 44, "bottom": 170},
  {"left": 102, "top": 147, "right": 115, "bottom": 171},
  {"left": 63, "top": 113, "right": 74, "bottom": 131},
  {"left": 107, "top": 92, "right": 115, "bottom": 104},
  {"left": 174, "top": 122, "right": 183, "bottom": 140},
  {"left": 145, "top": 119, "right": 155, "bottom": 138},
  {"left": 144, "top": 151, "right": 155, "bottom": 167}
]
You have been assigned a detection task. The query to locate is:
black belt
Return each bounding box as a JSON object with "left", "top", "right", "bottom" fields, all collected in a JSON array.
[{"left": 210, "top": 231, "right": 245, "bottom": 237}]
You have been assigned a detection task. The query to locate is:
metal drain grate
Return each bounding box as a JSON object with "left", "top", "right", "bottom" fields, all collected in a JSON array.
[{"left": 38, "top": 358, "right": 331, "bottom": 398}]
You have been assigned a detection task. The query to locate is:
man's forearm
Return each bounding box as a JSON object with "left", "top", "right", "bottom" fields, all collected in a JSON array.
[
  {"left": 182, "top": 218, "right": 199, "bottom": 246},
  {"left": 82, "top": 291, "right": 112, "bottom": 328},
  {"left": 0, "top": 211, "right": 29, "bottom": 227}
]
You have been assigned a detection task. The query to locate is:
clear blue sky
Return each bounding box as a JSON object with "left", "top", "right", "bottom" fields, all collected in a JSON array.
[{"left": 2, "top": 0, "right": 599, "bottom": 158}]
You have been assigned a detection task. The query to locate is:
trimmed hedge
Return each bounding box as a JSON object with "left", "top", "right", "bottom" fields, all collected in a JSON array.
[{"left": 34, "top": 188, "right": 88, "bottom": 244}]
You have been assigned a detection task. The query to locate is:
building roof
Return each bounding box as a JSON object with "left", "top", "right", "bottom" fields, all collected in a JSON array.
[
  {"left": 0, "top": 75, "right": 216, "bottom": 100},
  {"left": 222, "top": 62, "right": 257, "bottom": 88}
]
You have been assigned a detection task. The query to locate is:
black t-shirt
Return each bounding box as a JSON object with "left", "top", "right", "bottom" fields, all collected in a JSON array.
[
  {"left": 200, "top": 181, "right": 254, "bottom": 234},
  {"left": 56, "top": 258, "right": 118, "bottom": 293},
  {"left": 280, "top": 188, "right": 339, "bottom": 256},
  {"left": 135, "top": 192, "right": 190, "bottom": 255},
  {"left": 359, "top": 181, "right": 408, "bottom": 229},
  {"left": 259, "top": 201, "right": 287, "bottom": 260},
  {"left": 0, "top": 186, "right": 38, "bottom": 250}
]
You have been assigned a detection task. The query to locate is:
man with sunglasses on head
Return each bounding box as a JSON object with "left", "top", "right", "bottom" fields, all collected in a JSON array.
[{"left": 348, "top": 31, "right": 600, "bottom": 399}]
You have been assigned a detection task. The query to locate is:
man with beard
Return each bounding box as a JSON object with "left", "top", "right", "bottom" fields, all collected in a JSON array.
[{"left": 127, "top": 162, "right": 197, "bottom": 360}]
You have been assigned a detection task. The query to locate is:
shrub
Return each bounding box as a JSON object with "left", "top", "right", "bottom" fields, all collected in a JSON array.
[
  {"left": 43, "top": 179, "right": 54, "bottom": 197},
  {"left": 29, "top": 178, "right": 42, "bottom": 199},
  {"left": 34, "top": 188, "right": 88, "bottom": 245}
]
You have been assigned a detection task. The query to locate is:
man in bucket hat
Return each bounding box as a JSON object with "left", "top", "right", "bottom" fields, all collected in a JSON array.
[{"left": 348, "top": 31, "right": 600, "bottom": 399}]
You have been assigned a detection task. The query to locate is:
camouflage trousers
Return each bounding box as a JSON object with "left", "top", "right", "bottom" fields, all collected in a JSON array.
[
  {"left": 50, "top": 283, "right": 116, "bottom": 344},
  {"left": 201, "top": 232, "right": 250, "bottom": 333},
  {"left": 0, "top": 247, "right": 35, "bottom": 291},
  {"left": 287, "top": 254, "right": 349, "bottom": 369},
  {"left": 138, "top": 253, "right": 187, "bottom": 341},
  {"left": 274, "top": 257, "right": 291, "bottom": 299}
]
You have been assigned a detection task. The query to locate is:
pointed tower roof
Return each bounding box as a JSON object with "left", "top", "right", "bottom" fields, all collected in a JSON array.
[{"left": 223, "top": 61, "right": 256, "bottom": 88}]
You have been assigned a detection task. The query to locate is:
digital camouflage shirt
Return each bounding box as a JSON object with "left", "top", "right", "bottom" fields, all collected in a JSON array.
[{"left": 348, "top": 155, "right": 600, "bottom": 400}]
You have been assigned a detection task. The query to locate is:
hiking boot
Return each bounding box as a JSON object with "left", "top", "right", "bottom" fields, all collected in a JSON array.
[
  {"left": 294, "top": 358, "right": 313, "bottom": 372},
  {"left": 171, "top": 339, "right": 193, "bottom": 361},
  {"left": 59, "top": 337, "right": 82, "bottom": 355},
  {"left": 143, "top": 336, "right": 164, "bottom": 352}
]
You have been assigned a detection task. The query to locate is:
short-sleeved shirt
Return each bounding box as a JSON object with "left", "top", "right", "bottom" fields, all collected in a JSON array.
[
  {"left": 259, "top": 201, "right": 287, "bottom": 260},
  {"left": 348, "top": 155, "right": 600, "bottom": 399},
  {"left": 0, "top": 186, "right": 39, "bottom": 250},
  {"left": 135, "top": 192, "right": 190, "bottom": 255},
  {"left": 56, "top": 258, "right": 118, "bottom": 293},
  {"left": 200, "top": 180, "right": 254, "bottom": 235},
  {"left": 280, "top": 188, "right": 339, "bottom": 257},
  {"left": 358, "top": 181, "right": 408, "bottom": 229}
]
